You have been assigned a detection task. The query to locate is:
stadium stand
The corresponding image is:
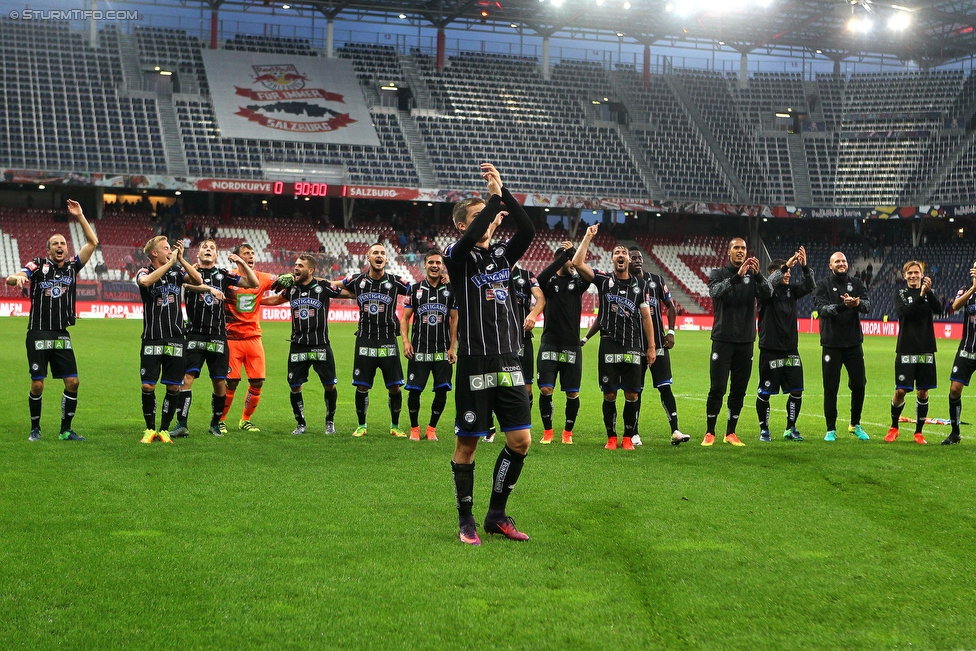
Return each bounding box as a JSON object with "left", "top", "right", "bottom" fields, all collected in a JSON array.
[{"left": 0, "top": 20, "right": 167, "bottom": 175}]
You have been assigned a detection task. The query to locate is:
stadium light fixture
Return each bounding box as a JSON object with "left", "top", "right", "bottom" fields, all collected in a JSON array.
[
  {"left": 888, "top": 12, "right": 910, "bottom": 30},
  {"left": 551, "top": 0, "right": 564, "bottom": 6},
  {"left": 596, "top": 0, "right": 604, "bottom": 5},
  {"left": 544, "top": 208, "right": 550, "bottom": 212},
  {"left": 949, "top": 217, "right": 955, "bottom": 223},
  {"left": 282, "top": 4, "right": 290, "bottom": 8},
  {"left": 775, "top": 112, "right": 791, "bottom": 117},
  {"left": 399, "top": 13, "right": 407, "bottom": 18},
  {"left": 623, "top": 1, "right": 632, "bottom": 8},
  {"left": 665, "top": 2, "right": 674, "bottom": 11},
  {"left": 511, "top": 22, "right": 518, "bottom": 27},
  {"left": 38, "top": 184, "right": 45, "bottom": 190},
  {"left": 159, "top": 70, "right": 173, "bottom": 76},
  {"left": 175, "top": 191, "right": 181, "bottom": 196},
  {"left": 848, "top": 16, "right": 872, "bottom": 31}
]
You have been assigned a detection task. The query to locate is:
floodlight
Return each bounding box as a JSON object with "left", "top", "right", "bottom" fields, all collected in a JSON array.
[
  {"left": 665, "top": 2, "right": 674, "bottom": 10},
  {"left": 399, "top": 13, "right": 407, "bottom": 18},
  {"left": 596, "top": 0, "right": 604, "bottom": 5},
  {"left": 623, "top": 1, "right": 632, "bottom": 8},
  {"left": 888, "top": 12, "right": 910, "bottom": 30}
]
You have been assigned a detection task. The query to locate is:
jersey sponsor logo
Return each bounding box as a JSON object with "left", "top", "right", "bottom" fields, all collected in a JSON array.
[
  {"left": 291, "top": 297, "right": 323, "bottom": 309},
  {"left": 414, "top": 352, "right": 447, "bottom": 362},
  {"left": 540, "top": 350, "right": 577, "bottom": 364},
  {"left": 416, "top": 302, "right": 449, "bottom": 317},
  {"left": 34, "top": 338, "right": 72, "bottom": 350},
  {"left": 768, "top": 355, "right": 802, "bottom": 369},
  {"left": 290, "top": 349, "right": 330, "bottom": 362},
  {"left": 37, "top": 276, "right": 74, "bottom": 290},
  {"left": 358, "top": 345, "right": 398, "bottom": 358},
  {"left": 960, "top": 350, "right": 976, "bottom": 361},
  {"left": 359, "top": 292, "right": 394, "bottom": 304},
  {"left": 603, "top": 353, "right": 641, "bottom": 365},
  {"left": 468, "top": 370, "right": 525, "bottom": 390},
  {"left": 471, "top": 268, "right": 510, "bottom": 287},
  {"left": 143, "top": 344, "right": 184, "bottom": 357},
  {"left": 900, "top": 354, "right": 935, "bottom": 364},
  {"left": 606, "top": 293, "right": 637, "bottom": 315},
  {"left": 236, "top": 294, "right": 258, "bottom": 313},
  {"left": 187, "top": 339, "right": 226, "bottom": 353}
]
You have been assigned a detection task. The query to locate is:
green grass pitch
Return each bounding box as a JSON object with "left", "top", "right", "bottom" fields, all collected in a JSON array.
[{"left": 2, "top": 316, "right": 976, "bottom": 650}]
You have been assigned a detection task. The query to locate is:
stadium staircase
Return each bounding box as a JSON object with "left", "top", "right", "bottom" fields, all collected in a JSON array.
[
  {"left": 615, "top": 126, "right": 663, "bottom": 200},
  {"left": 398, "top": 55, "right": 434, "bottom": 109},
  {"left": 787, "top": 134, "right": 813, "bottom": 205},
  {"left": 665, "top": 75, "right": 748, "bottom": 203},
  {"left": 118, "top": 32, "right": 145, "bottom": 92},
  {"left": 156, "top": 94, "right": 190, "bottom": 177},
  {"left": 396, "top": 110, "right": 438, "bottom": 188}
]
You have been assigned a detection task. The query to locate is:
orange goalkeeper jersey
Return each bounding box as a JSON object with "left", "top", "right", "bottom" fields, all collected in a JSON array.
[{"left": 225, "top": 271, "right": 277, "bottom": 340}]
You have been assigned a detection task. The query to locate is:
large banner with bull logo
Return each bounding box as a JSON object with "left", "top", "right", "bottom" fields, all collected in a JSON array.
[{"left": 201, "top": 50, "right": 380, "bottom": 146}]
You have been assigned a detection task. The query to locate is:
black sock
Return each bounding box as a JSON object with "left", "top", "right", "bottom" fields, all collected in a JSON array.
[
  {"left": 623, "top": 398, "right": 639, "bottom": 438},
  {"left": 451, "top": 460, "right": 475, "bottom": 523},
  {"left": 726, "top": 396, "right": 744, "bottom": 435},
  {"left": 916, "top": 398, "right": 929, "bottom": 433},
  {"left": 757, "top": 394, "right": 770, "bottom": 431},
  {"left": 408, "top": 390, "right": 421, "bottom": 428},
  {"left": 325, "top": 387, "right": 337, "bottom": 422},
  {"left": 29, "top": 392, "right": 42, "bottom": 430},
  {"left": 891, "top": 400, "right": 905, "bottom": 428},
  {"left": 633, "top": 392, "right": 642, "bottom": 436},
  {"left": 950, "top": 395, "right": 962, "bottom": 436},
  {"left": 603, "top": 399, "right": 617, "bottom": 438},
  {"left": 60, "top": 390, "right": 78, "bottom": 432},
  {"left": 487, "top": 445, "right": 526, "bottom": 514},
  {"left": 178, "top": 390, "right": 192, "bottom": 427},
  {"left": 659, "top": 385, "right": 679, "bottom": 433},
  {"left": 160, "top": 390, "right": 178, "bottom": 430},
  {"left": 565, "top": 395, "right": 580, "bottom": 432},
  {"left": 389, "top": 391, "right": 402, "bottom": 428},
  {"left": 706, "top": 395, "right": 720, "bottom": 435},
  {"left": 211, "top": 393, "right": 225, "bottom": 427},
  {"left": 786, "top": 394, "right": 802, "bottom": 428},
  {"left": 539, "top": 392, "right": 554, "bottom": 430},
  {"left": 290, "top": 391, "right": 306, "bottom": 426},
  {"left": 355, "top": 390, "right": 369, "bottom": 427},
  {"left": 430, "top": 389, "right": 447, "bottom": 427},
  {"left": 142, "top": 389, "right": 156, "bottom": 429}
]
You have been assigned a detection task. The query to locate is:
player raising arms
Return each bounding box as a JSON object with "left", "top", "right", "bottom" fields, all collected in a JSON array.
[
  {"left": 137, "top": 236, "right": 203, "bottom": 443},
  {"left": 169, "top": 239, "right": 258, "bottom": 439},
  {"left": 339, "top": 243, "right": 411, "bottom": 438},
  {"left": 535, "top": 241, "right": 590, "bottom": 445},
  {"left": 6, "top": 199, "right": 97, "bottom": 441},
  {"left": 446, "top": 162, "right": 535, "bottom": 546},
  {"left": 573, "top": 225, "right": 656, "bottom": 451},
  {"left": 945, "top": 260, "right": 976, "bottom": 445},
  {"left": 263, "top": 254, "right": 344, "bottom": 435},
  {"left": 400, "top": 249, "right": 458, "bottom": 442},
  {"left": 221, "top": 243, "right": 279, "bottom": 434}
]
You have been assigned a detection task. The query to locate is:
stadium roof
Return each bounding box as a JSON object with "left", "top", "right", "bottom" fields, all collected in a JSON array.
[{"left": 194, "top": 0, "right": 976, "bottom": 68}]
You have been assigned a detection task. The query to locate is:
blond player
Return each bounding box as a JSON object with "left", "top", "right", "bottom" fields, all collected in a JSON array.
[{"left": 220, "top": 243, "right": 279, "bottom": 433}]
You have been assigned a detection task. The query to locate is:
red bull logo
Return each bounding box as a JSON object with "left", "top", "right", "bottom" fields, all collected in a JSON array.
[{"left": 252, "top": 65, "right": 308, "bottom": 91}]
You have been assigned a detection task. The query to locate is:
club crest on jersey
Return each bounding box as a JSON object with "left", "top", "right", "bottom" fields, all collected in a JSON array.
[
  {"left": 314, "top": 285, "right": 323, "bottom": 294},
  {"left": 633, "top": 286, "right": 640, "bottom": 294},
  {"left": 494, "top": 247, "right": 505, "bottom": 257},
  {"left": 215, "top": 273, "right": 224, "bottom": 280},
  {"left": 650, "top": 282, "right": 657, "bottom": 288},
  {"left": 568, "top": 282, "right": 575, "bottom": 290},
  {"left": 847, "top": 284, "right": 853, "bottom": 292},
  {"left": 554, "top": 285, "right": 560, "bottom": 293},
  {"left": 383, "top": 282, "right": 391, "bottom": 289},
  {"left": 743, "top": 276, "right": 751, "bottom": 284},
  {"left": 49, "top": 286, "right": 63, "bottom": 298},
  {"left": 203, "top": 294, "right": 215, "bottom": 305}
]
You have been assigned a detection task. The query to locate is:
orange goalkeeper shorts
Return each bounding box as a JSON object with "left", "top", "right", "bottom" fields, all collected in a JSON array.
[{"left": 227, "top": 337, "right": 266, "bottom": 381}]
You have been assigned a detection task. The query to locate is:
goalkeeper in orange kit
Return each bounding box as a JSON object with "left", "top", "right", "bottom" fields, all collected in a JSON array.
[{"left": 220, "top": 243, "right": 286, "bottom": 432}]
